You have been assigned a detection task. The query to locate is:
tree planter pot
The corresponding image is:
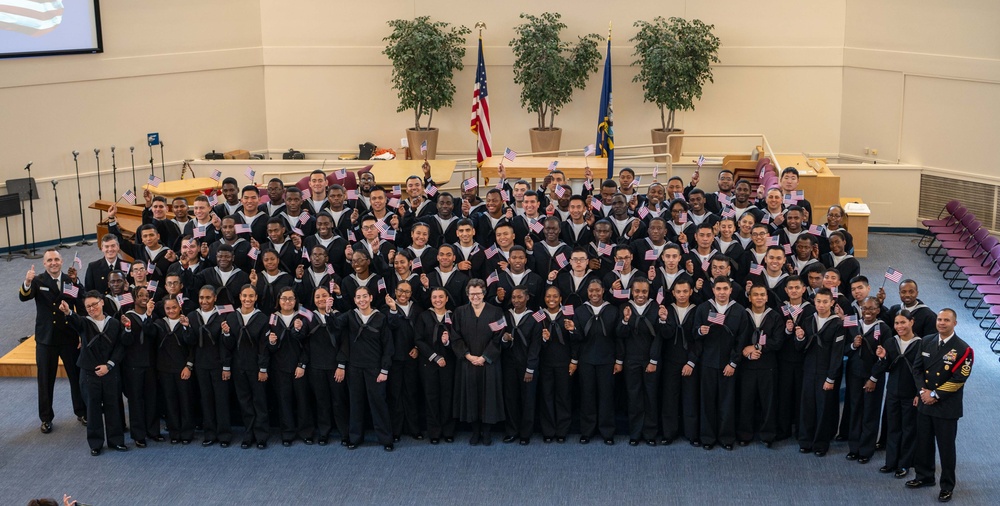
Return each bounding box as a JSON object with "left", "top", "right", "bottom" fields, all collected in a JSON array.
[
  {"left": 529, "top": 128, "right": 562, "bottom": 155},
  {"left": 406, "top": 128, "right": 439, "bottom": 160},
  {"left": 652, "top": 128, "right": 684, "bottom": 163}
]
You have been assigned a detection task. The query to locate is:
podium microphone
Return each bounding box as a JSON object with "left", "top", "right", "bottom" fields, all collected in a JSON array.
[
  {"left": 23, "top": 162, "right": 32, "bottom": 171},
  {"left": 111, "top": 145, "right": 118, "bottom": 197},
  {"left": 72, "top": 150, "right": 92, "bottom": 246},
  {"left": 129, "top": 146, "right": 137, "bottom": 196},
  {"left": 94, "top": 148, "right": 103, "bottom": 201},
  {"left": 51, "top": 180, "right": 69, "bottom": 249}
]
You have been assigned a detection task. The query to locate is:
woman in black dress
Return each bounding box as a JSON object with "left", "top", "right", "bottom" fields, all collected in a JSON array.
[{"left": 451, "top": 278, "right": 507, "bottom": 445}]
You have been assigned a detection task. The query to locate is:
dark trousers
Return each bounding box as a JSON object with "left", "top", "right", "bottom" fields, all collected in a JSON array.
[
  {"left": 660, "top": 362, "right": 700, "bottom": 442},
  {"left": 915, "top": 413, "right": 959, "bottom": 491},
  {"left": 502, "top": 359, "right": 538, "bottom": 440},
  {"left": 836, "top": 366, "right": 850, "bottom": 438},
  {"left": 309, "top": 368, "right": 349, "bottom": 441},
  {"left": 388, "top": 358, "right": 421, "bottom": 437},
  {"left": 122, "top": 365, "right": 159, "bottom": 441},
  {"left": 272, "top": 370, "right": 313, "bottom": 441},
  {"left": 624, "top": 364, "right": 659, "bottom": 440},
  {"left": 80, "top": 371, "right": 125, "bottom": 450},
  {"left": 195, "top": 368, "right": 232, "bottom": 443},
  {"left": 348, "top": 366, "right": 392, "bottom": 445},
  {"left": 847, "top": 374, "right": 884, "bottom": 458},
  {"left": 36, "top": 341, "right": 85, "bottom": 423},
  {"left": 700, "top": 367, "right": 736, "bottom": 446},
  {"left": 775, "top": 360, "right": 803, "bottom": 440},
  {"left": 798, "top": 371, "right": 839, "bottom": 452},
  {"left": 738, "top": 368, "right": 776, "bottom": 443},
  {"left": 158, "top": 370, "right": 194, "bottom": 440},
  {"left": 420, "top": 360, "right": 455, "bottom": 439},
  {"left": 577, "top": 363, "right": 614, "bottom": 439},
  {"left": 884, "top": 391, "right": 918, "bottom": 470},
  {"left": 233, "top": 367, "right": 269, "bottom": 443},
  {"left": 539, "top": 364, "right": 571, "bottom": 438}
]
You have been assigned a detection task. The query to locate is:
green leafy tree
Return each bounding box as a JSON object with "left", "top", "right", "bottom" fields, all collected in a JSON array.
[
  {"left": 630, "top": 16, "right": 721, "bottom": 131},
  {"left": 383, "top": 16, "right": 470, "bottom": 130},
  {"left": 510, "top": 12, "right": 602, "bottom": 130}
]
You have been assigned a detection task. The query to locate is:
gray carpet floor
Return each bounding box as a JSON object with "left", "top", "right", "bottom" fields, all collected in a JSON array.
[{"left": 0, "top": 233, "right": 997, "bottom": 505}]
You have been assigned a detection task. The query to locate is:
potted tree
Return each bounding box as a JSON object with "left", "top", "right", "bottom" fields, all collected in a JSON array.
[
  {"left": 510, "top": 12, "right": 602, "bottom": 153},
  {"left": 630, "top": 16, "right": 720, "bottom": 162},
  {"left": 383, "top": 16, "right": 470, "bottom": 160}
]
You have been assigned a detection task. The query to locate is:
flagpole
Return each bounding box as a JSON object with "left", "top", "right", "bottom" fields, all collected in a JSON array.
[{"left": 474, "top": 21, "right": 487, "bottom": 188}]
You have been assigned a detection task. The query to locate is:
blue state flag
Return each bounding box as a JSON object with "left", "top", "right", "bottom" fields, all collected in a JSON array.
[{"left": 595, "top": 39, "right": 613, "bottom": 179}]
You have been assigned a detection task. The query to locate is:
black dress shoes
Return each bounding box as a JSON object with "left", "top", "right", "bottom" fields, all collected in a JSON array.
[
  {"left": 894, "top": 468, "right": 909, "bottom": 479},
  {"left": 170, "top": 438, "right": 180, "bottom": 445},
  {"left": 938, "top": 490, "right": 952, "bottom": 502},
  {"left": 134, "top": 440, "right": 147, "bottom": 448},
  {"left": 317, "top": 437, "right": 328, "bottom": 446},
  {"left": 879, "top": 465, "right": 893, "bottom": 473},
  {"left": 304, "top": 438, "right": 314, "bottom": 445},
  {"left": 520, "top": 438, "right": 530, "bottom": 445},
  {"left": 579, "top": 436, "right": 590, "bottom": 444},
  {"left": 762, "top": 441, "right": 773, "bottom": 449},
  {"left": 202, "top": 439, "right": 216, "bottom": 447},
  {"left": 660, "top": 438, "right": 674, "bottom": 446},
  {"left": 430, "top": 438, "right": 440, "bottom": 445},
  {"left": 723, "top": 444, "right": 734, "bottom": 451},
  {"left": 876, "top": 442, "right": 886, "bottom": 451},
  {"left": 40, "top": 422, "right": 52, "bottom": 434},
  {"left": 503, "top": 435, "right": 518, "bottom": 443},
  {"left": 689, "top": 440, "right": 701, "bottom": 447},
  {"left": 799, "top": 447, "right": 812, "bottom": 454},
  {"left": 555, "top": 437, "right": 565, "bottom": 444},
  {"left": 814, "top": 450, "right": 827, "bottom": 457},
  {"left": 482, "top": 434, "right": 493, "bottom": 446},
  {"left": 645, "top": 440, "right": 657, "bottom": 447},
  {"left": 282, "top": 441, "right": 292, "bottom": 447},
  {"left": 858, "top": 457, "right": 870, "bottom": 464},
  {"left": 393, "top": 435, "right": 401, "bottom": 443},
  {"left": 256, "top": 441, "right": 267, "bottom": 449},
  {"left": 628, "top": 439, "right": 639, "bottom": 446},
  {"left": 219, "top": 441, "right": 230, "bottom": 448},
  {"left": 411, "top": 434, "right": 424, "bottom": 441},
  {"left": 846, "top": 452, "right": 859, "bottom": 461},
  {"left": 834, "top": 434, "right": 847, "bottom": 442},
  {"left": 112, "top": 444, "right": 128, "bottom": 452},
  {"left": 78, "top": 416, "right": 88, "bottom": 426},
  {"left": 152, "top": 434, "right": 166, "bottom": 442},
  {"left": 346, "top": 443, "right": 358, "bottom": 450},
  {"left": 444, "top": 437, "right": 454, "bottom": 443},
  {"left": 604, "top": 438, "right": 615, "bottom": 446},
  {"left": 240, "top": 441, "right": 253, "bottom": 449},
  {"left": 905, "top": 479, "right": 935, "bottom": 489},
  {"left": 543, "top": 437, "right": 553, "bottom": 443},
  {"left": 180, "top": 439, "right": 191, "bottom": 445},
  {"left": 702, "top": 443, "right": 715, "bottom": 450},
  {"left": 469, "top": 434, "right": 481, "bottom": 446},
  {"left": 738, "top": 440, "right": 750, "bottom": 447},
  {"left": 384, "top": 444, "right": 394, "bottom": 452},
  {"left": 90, "top": 448, "right": 100, "bottom": 456}
]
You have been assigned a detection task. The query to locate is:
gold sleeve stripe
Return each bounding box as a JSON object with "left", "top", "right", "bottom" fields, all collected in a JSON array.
[{"left": 937, "top": 381, "right": 966, "bottom": 393}]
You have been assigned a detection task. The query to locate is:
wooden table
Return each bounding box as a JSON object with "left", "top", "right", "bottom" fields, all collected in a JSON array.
[
  {"left": 143, "top": 177, "right": 220, "bottom": 204},
  {"left": 480, "top": 156, "right": 608, "bottom": 186},
  {"left": 840, "top": 197, "right": 870, "bottom": 258},
  {"left": 366, "top": 160, "right": 456, "bottom": 185}
]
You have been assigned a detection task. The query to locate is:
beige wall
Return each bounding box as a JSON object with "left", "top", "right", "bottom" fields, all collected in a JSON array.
[{"left": 840, "top": 0, "right": 1000, "bottom": 179}]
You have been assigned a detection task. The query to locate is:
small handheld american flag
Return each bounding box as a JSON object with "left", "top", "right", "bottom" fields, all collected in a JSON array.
[
  {"left": 503, "top": 147, "right": 517, "bottom": 162},
  {"left": 697, "top": 155, "right": 705, "bottom": 167},
  {"left": 488, "top": 318, "right": 507, "bottom": 331},
  {"left": 532, "top": 310, "right": 546, "bottom": 322},
  {"left": 377, "top": 278, "right": 387, "bottom": 293},
  {"left": 721, "top": 208, "right": 736, "bottom": 219},
  {"left": 248, "top": 247, "right": 259, "bottom": 261},
  {"left": 766, "top": 236, "right": 780, "bottom": 246},
  {"left": 146, "top": 262, "right": 155, "bottom": 275},
  {"left": 121, "top": 189, "right": 137, "bottom": 204},
  {"left": 677, "top": 211, "right": 687, "bottom": 224},
  {"left": 707, "top": 311, "right": 726, "bottom": 325},
  {"left": 62, "top": 284, "right": 79, "bottom": 298},
  {"left": 392, "top": 185, "right": 401, "bottom": 197},
  {"left": 651, "top": 165, "right": 659, "bottom": 180},
  {"left": 216, "top": 304, "right": 234, "bottom": 314},
  {"left": 591, "top": 199, "right": 603, "bottom": 212},
  {"left": 644, "top": 250, "right": 657, "bottom": 261},
  {"left": 718, "top": 193, "right": 732, "bottom": 207},
  {"left": 759, "top": 333, "right": 767, "bottom": 346},
  {"left": 562, "top": 305, "right": 574, "bottom": 317},
  {"left": 207, "top": 194, "right": 218, "bottom": 206},
  {"left": 73, "top": 252, "right": 82, "bottom": 269},
  {"left": 843, "top": 315, "right": 859, "bottom": 327},
  {"left": 176, "top": 294, "right": 185, "bottom": 305},
  {"left": 884, "top": 267, "right": 903, "bottom": 284},
  {"left": 302, "top": 249, "right": 310, "bottom": 262},
  {"left": 529, "top": 220, "right": 544, "bottom": 234},
  {"left": 347, "top": 189, "right": 358, "bottom": 200},
  {"left": 426, "top": 185, "right": 438, "bottom": 197},
  {"left": 411, "top": 256, "right": 422, "bottom": 270},
  {"left": 302, "top": 189, "right": 312, "bottom": 200},
  {"left": 193, "top": 226, "right": 206, "bottom": 239},
  {"left": 269, "top": 314, "right": 277, "bottom": 326},
  {"left": 147, "top": 174, "right": 163, "bottom": 187},
  {"left": 598, "top": 243, "right": 612, "bottom": 256},
  {"left": 298, "top": 307, "right": 313, "bottom": 322},
  {"left": 299, "top": 213, "right": 310, "bottom": 224},
  {"left": 120, "top": 261, "right": 131, "bottom": 273},
  {"left": 612, "top": 289, "right": 630, "bottom": 299},
  {"left": 117, "top": 293, "right": 134, "bottom": 305},
  {"left": 583, "top": 179, "right": 593, "bottom": 191},
  {"left": 673, "top": 192, "right": 685, "bottom": 201},
  {"left": 656, "top": 288, "right": 664, "bottom": 304},
  {"left": 485, "top": 244, "right": 500, "bottom": 259},
  {"left": 388, "top": 197, "right": 400, "bottom": 208},
  {"left": 637, "top": 206, "right": 649, "bottom": 219},
  {"left": 244, "top": 167, "right": 255, "bottom": 182},
  {"left": 613, "top": 260, "right": 624, "bottom": 272},
  {"left": 444, "top": 313, "right": 452, "bottom": 325},
  {"left": 420, "top": 140, "right": 428, "bottom": 154},
  {"left": 548, "top": 160, "right": 558, "bottom": 172},
  {"left": 336, "top": 168, "right": 348, "bottom": 179},
  {"left": 554, "top": 185, "right": 566, "bottom": 198},
  {"left": 583, "top": 144, "right": 596, "bottom": 157},
  {"left": 326, "top": 264, "right": 335, "bottom": 275},
  {"left": 632, "top": 176, "right": 641, "bottom": 189},
  {"left": 462, "top": 177, "right": 478, "bottom": 191},
  {"left": 874, "top": 327, "right": 881, "bottom": 341},
  {"left": 147, "top": 280, "right": 158, "bottom": 293},
  {"left": 555, "top": 253, "right": 568, "bottom": 269},
  {"left": 234, "top": 223, "right": 251, "bottom": 234},
  {"left": 486, "top": 271, "right": 500, "bottom": 286},
  {"left": 209, "top": 169, "right": 223, "bottom": 182}
]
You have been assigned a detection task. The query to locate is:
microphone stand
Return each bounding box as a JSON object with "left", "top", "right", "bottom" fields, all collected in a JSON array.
[
  {"left": 72, "top": 150, "right": 93, "bottom": 246},
  {"left": 94, "top": 148, "right": 103, "bottom": 201},
  {"left": 130, "top": 146, "right": 137, "bottom": 196},
  {"left": 51, "top": 180, "right": 69, "bottom": 249},
  {"left": 111, "top": 145, "right": 118, "bottom": 198},
  {"left": 23, "top": 163, "right": 41, "bottom": 259},
  {"left": 159, "top": 142, "right": 166, "bottom": 181},
  {"left": 148, "top": 142, "right": 155, "bottom": 177}
]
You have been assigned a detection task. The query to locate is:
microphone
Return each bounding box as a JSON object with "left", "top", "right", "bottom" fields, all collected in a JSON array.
[
  {"left": 129, "top": 146, "right": 134, "bottom": 153},
  {"left": 24, "top": 161, "right": 32, "bottom": 171},
  {"left": 94, "top": 148, "right": 100, "bottom": 155},
  {"left": 111, "top": 145, "right": 116, "bottom": 153},
  {"left": 72, "top": 150, "right": 80, "bottom": 159}
]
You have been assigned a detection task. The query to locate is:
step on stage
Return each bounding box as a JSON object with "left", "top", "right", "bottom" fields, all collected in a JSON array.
[{"left": 0, "top": 336, "right": 66, "bottom": 378}]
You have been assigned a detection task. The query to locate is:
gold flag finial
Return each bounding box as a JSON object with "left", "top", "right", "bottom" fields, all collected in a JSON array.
[{"left": 475, "top": 21, "right": 486, "bottom": 37}]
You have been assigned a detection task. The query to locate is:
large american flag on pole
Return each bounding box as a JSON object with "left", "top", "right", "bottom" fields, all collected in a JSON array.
[
  {"left": 0, "top": 0, "right": 64, "bottom": 36},
  {"left": 470, "top": 36, "right": 493, "bottom": 166}
]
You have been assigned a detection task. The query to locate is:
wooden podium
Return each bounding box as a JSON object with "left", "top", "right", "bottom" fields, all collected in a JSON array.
[
  {"left": 143, "top": 177, "right": 220, "bottom": 203},
  {"left": 366, "top": 160, "right": 457, "bottom": 185}
]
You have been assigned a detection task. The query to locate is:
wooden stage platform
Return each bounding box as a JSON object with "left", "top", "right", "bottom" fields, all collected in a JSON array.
[{"left": 0, "top": 336, "right": 65, "bottom": 378}]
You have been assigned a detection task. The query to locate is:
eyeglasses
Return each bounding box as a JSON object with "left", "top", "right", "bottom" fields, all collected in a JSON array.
[
  {"left": 396, "top": 289, "right": 412, "bottom": 294},
  {"left": 468, "top": 292, "right": 484, "bottom": 297},
  {"left": 279, "top": 297, "right": 296, "bottom": 302},
  {"left": 570, "top": 258, "right": 588, "bottom": 263},
  {"left": 751, "top": 232, "right": 769, "bottom": 237},
  {"left": 361, "top": 225, "right": 376, "bottom": 231},
  {"left": 85, "top": 302, "right": 101, "bottom": 310}
]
